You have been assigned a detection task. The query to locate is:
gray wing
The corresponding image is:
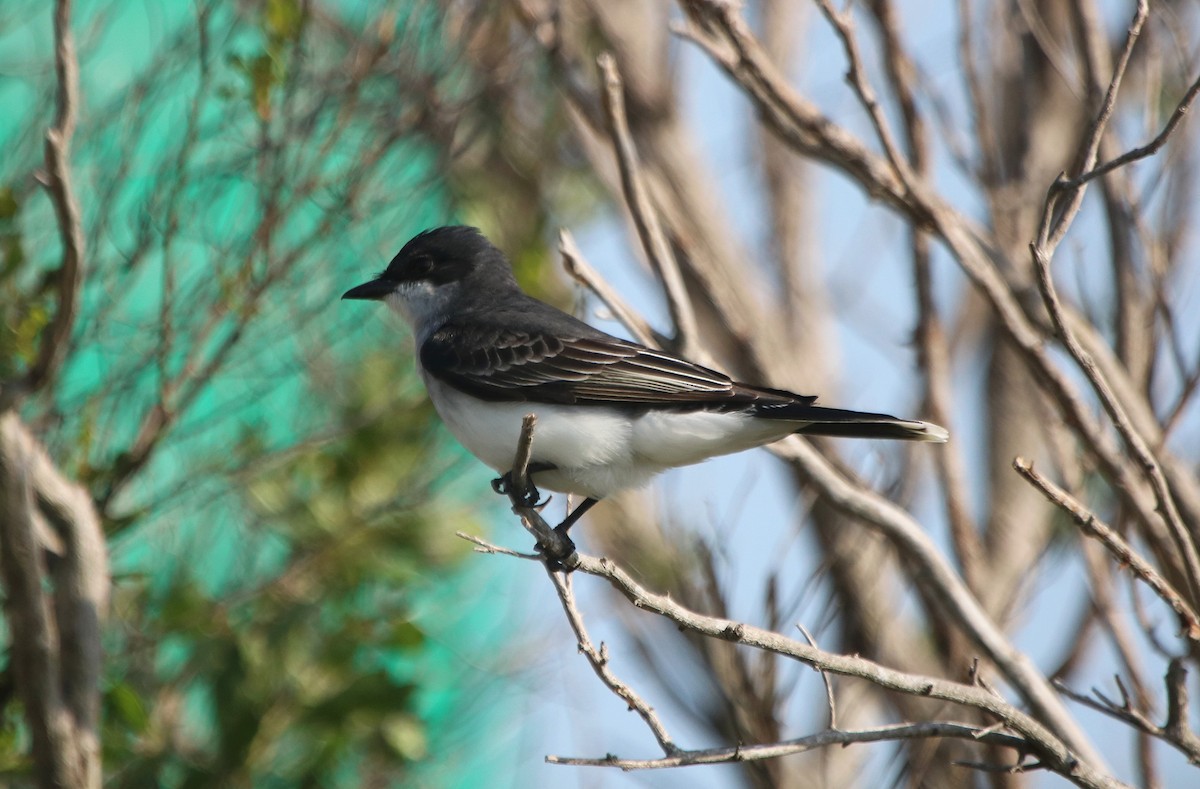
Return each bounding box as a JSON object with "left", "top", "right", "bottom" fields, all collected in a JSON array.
[{"left": 419, "top": 322, "right": 811, "bottom": 409}]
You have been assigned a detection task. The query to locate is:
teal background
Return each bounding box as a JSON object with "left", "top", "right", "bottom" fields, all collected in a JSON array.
[{"left": 1, "top": 1, "right": 524, "bottom": 785}]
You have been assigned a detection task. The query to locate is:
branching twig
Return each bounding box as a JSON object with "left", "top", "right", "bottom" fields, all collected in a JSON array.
[
  {"left": 1013, "top": 458, "right": 1200, "bottom": 641},
  {"left": 547, "top": 721, "right": 1027, "bottom": 770},
  {"left": 9, "top": 0, "right": 85, "bottom": 409},
  {"left": 814, "top": 0, "right": 913, "bottom": 187},
  {"left": 679, "top": 0, "right": 1198, "bottom": 639},
  {"left": 1055, "top": 71, "right": 1200, "bottom": 193},
  {"left": 558, "top": 228, "right": 663, "bottom": 349},
  {"left": 1037, "top": 0, "right": 1149, "bottom": 252},
  {"left": 768, "top": 437, "right": 1103, "bottom": 765},
  {"left": 867, "top": 0, "right": 982, "bottom": 593},
  {"left": 0, "top": 411, "right": 107, "bottom": 789},
  {"left": 596, "top": 53, "right": 698, "bottom": 357},
  {"left": 1056, "top": 659, "right": 1200, "bottom": 765},
  {"left": 548, "top": 570, "right": 680, "bottom": 755},
  {"left": 469, "top": 526, "right": 1125, "bottom": 789},
  {"left": 1027, "top": 238, "right": 1200, "bottom": 606},
  {"left": 574, "top": 550, "right": 1124, "bottom": 787}
]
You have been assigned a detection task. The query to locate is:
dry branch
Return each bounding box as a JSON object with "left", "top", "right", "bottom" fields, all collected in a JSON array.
[
  {"left": 0, "top": 411, "right": 107, "bottom": 789},
  {"left": 1014, "top": 458, "right": 1200, "bottom": 641},
  {"left": 547, "top": 721, "right": 1028, "bottom": 770},
  {"left": 5, "top": 0, "right": 86, "bottom": 410},
  {"left": 596, "top": 53, "right": 698, "bottom": 357},
  {"left": 461, "top": 526, "right": 1127, "bottom": 789}
]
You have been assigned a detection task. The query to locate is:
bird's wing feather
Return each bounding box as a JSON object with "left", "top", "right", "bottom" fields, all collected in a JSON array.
[{"left": 420, "top": 323, "right": 810, "bottom": 408}]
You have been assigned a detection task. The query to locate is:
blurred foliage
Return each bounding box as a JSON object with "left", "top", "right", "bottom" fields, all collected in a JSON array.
[
  {"left": 96, "top": 349, "right": 479, "bottom": 787},
  {"left": 0, "top": 0, "right": 589, "bottom": 786}
]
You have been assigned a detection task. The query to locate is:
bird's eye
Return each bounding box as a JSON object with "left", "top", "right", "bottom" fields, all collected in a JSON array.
[{"left": 411, "top": 255, "right": 434, "bottom": 277}]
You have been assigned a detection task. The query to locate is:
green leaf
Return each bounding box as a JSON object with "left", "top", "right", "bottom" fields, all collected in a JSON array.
[
  {"left": 265, "top": 0, "right": 303, "bottom": 42},
  {"left": 388, "top": 620, "right": 425, "bottom": 650},
  {"left": 305, "top": 671, "right": 415, "bottom": 722},
  {"left": 380, "top": 713, "right": 427, "bottom": 761},
  {"left": 107, "top": 682, "right": 150, "bottom": 734}
]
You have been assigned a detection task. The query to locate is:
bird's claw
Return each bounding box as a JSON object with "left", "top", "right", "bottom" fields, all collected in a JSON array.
[
  {"left": 536, "top": 525, "right": 579, "bottom": 571},
  {"left": 491, "top": 471, "right": 548, "bottom": 508}
]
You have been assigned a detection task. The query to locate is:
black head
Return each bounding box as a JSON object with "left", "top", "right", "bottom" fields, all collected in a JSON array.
[{"left": 342, "top": 226, "right": 515, "bottom": 301}]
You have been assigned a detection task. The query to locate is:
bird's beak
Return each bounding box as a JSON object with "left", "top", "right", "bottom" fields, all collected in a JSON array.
[{"left": 342, "top": 278, "right": 395, "bottom": 301}]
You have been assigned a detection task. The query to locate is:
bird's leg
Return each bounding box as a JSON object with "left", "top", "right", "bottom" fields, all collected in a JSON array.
[
  {"left": 556, "top": 497, "right": 599, "bottom": 535},
  {"left": 530, "top": 497, "right": 596, "bottom": 570},
  {"left": 491, "top": 461, "right": 555, "bottom": 508}
]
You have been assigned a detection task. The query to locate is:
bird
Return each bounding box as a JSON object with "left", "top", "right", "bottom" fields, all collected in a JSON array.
[{"left": 343, "top": 226, "right": 947, "bottom": 555}]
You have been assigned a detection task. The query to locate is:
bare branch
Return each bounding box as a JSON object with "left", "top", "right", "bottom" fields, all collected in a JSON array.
[
  {"left": 547, "top": 721, "right": 1028, "bottom": 770},
  {"left": 1057, "top": 660, "right": 1200, "bottom": 765},
  {"left": 1038, "top": 0, "right": 1149, "bottom": 252},
  {"left": 0, "top": 415, "right": 73, "bottom": 788},
  {"left": 548, "top": 570, "right": 680, "bottom": 756},
  {"left": 10, "top": 0, "right": 86, "bottom": 408},
  {"left": 560, "top": 550, "right": 1125, "bottom": 789},
  {"left": 1057, "top": 71, "right": 1200, "bottom": 192},
  {"left": 456, "top": 531, "right": 539, "bottom": 560},
  {"left": 768, "top": 437, "right": 1105, "bottom": 765},
  {"left": 797, "top": 622, "right": 838, "bottom": 730},
  {"left": 675, "top": 0, "right": 1196, "bottom": 566},
  {"left": 814, "top": 0, "right": 913, "bottom": 186},
  {"left": 466, "top": 523, "right": 1121, "bottom": 786},
  {"left": 1013, "top": 458, "right": 1200, "bottom": 641},
  {"left": 596, "top": 53, "right": 698, "bottom": 357},
  {"left": 867, "top": 0, "right": 983, "bottom": 593},
  {"left": 1162, "top": 659, "right": 1200, "bottom": 762},
  {"left": 1028, "top": 239, "right": 1200, "bottom": 605},
  {"left": 558, "top": 228, "right": 663, "bottom": 349},
  {"left": 0, "top": 411, "right": 106, "bottom": 789},
  {"left": 509, "top": 413, "right": 536, "bottom": 499},
  {"left": 495, "top": 414, "right": 577, "bottom": 566}
]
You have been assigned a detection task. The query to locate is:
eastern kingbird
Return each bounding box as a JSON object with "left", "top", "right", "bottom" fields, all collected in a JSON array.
[{"left": 344, "top": 226, "right": 947, "bottom": 544}]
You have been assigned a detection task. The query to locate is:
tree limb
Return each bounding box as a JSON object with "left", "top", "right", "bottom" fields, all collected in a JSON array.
[{"left": 11, "top": 0, "right": 86, "bottom": 408}]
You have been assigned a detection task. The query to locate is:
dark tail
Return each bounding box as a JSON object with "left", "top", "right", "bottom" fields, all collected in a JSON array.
[{"left": 759, "top": 403, "right": 949, "bottom": 442}]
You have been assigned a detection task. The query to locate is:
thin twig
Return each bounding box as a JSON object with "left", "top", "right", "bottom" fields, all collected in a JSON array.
[
  {"left": 547, "top": 721, "right": 1027, "bottom": 769},
  {"left": 1037, "top": 0, "right": 1149, "bottom": 252},
  {"left": 467, "top": 531, "right": 1124, "bottom": 786},
  {"left": 1056, "top": 661, "right": 1200, "bottom": 765},
  {"left": 596, "top": 52, "right": 698, "bottom": 356},
  {"left": 676, "top": 0, "right": 1193, "bottom": 571},
  {"left": 568, "top": 550, "right": 1123, "bottom": 789},
  {"left": 549, "top": 570, "right": 680, "bottom": 755},
  {"left": 456, "top": 531, "right": 539, "bottom": 560},
  {"left": 501, "top": 414, "right": 577, "bottom": 567},
  {"left": 1057, "top": 71, "right": 1200, "bottom": 192},
  {"left": 1013, "top": 458, "right": 1200, "bottom": 641},
  {"left": 797, "top": 622, "right": 838, "bottom": 730},
  {"left": 1162, "top": 659, "right": 1200, "bottom": 762},
  {"left": 10, "top": 0, "right": 85, "bottom": 408},
  {"left": 509, "top": 414, "right": 536, "bottom": 500},
  {"left": 768, "top": 436, "right": 1104, "bottom": 766},
  {"left": 1027, "top": 241, "right": 1200, "bottom": 607},
  {"left": 558, "top": 228, "right": 663, "bottom": 349},
  {"left": 814, "top": 0, "right": 913, "bottom": 187},
  {"left": 867, "top": 0, "right": 982, "bottom": 592}
]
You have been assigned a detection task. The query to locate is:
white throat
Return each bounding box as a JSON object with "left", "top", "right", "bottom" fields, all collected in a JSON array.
[{"left": 385, "top": 281, "right": 460, "bottom": 342}]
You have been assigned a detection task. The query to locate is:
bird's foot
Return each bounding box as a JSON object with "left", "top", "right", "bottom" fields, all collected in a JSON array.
[
  {"left": 536, "top": 524, "right": 579, "bottom": 571},
  {"left": 491, "top": 470, "right": 550, "bottom": 508}
]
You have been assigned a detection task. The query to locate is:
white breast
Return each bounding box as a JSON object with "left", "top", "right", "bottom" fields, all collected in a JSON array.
[{"left": 421, "top": 373, "right": 796, "bottom": 499}]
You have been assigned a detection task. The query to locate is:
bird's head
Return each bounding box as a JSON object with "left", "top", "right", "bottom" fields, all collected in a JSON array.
[{"left": 343, "top": 225, "right": 517, "bottom": 332}]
